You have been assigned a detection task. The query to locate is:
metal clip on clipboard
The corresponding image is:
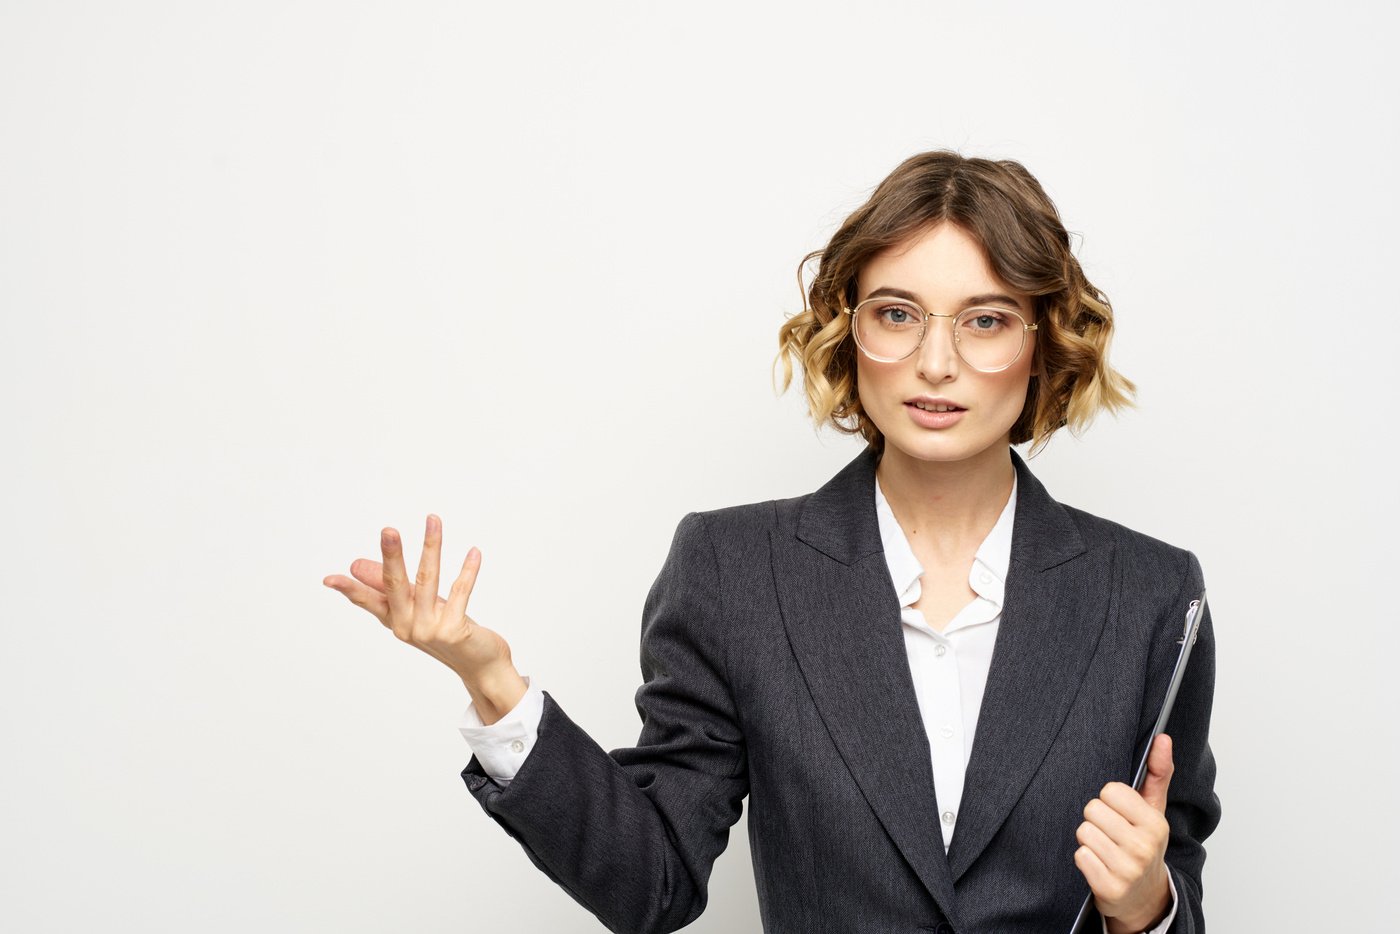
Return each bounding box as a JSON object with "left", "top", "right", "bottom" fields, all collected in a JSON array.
[{"left": 1066, "top": 589, "right": 1208, "bottom": 934}]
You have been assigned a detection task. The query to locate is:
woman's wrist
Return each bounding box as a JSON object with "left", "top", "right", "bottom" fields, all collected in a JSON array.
[
  {"left": 1103, "top": 868, "right": 1172, "bottom": 933},
  {"left": 463, "top": 664, "right": 528, "bottom": 725}
]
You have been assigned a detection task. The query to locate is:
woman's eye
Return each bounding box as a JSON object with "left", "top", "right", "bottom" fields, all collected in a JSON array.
[
  {"left": 879, "top": 304, "right": 918, "bottom": 325},
  {"left": 964, "top": 312, "right": 1006, "bottom": 332}
]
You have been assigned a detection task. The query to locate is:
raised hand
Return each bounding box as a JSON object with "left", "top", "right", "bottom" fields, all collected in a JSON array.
[{"left": 324, "top": 514, "right": 527, "bottom": 720}]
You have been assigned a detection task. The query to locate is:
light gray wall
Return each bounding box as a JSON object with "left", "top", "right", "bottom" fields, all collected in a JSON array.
[{"left": 3, "top": 1, "right": 1395, "bottom": 930}]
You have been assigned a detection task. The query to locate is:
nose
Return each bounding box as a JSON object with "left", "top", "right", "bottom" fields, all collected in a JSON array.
[{"left": 916, "top": 314, "right": 960, "bottom": 383}]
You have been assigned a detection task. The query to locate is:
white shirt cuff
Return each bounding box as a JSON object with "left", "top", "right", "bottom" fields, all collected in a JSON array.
[{"left": 457, "top": 675, "right": 544, "bottom": 786}]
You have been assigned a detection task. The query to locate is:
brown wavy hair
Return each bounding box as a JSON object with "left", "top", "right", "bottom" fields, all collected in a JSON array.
[{"left": 773, "top": 150, "right": 1136, "bottom": 458}]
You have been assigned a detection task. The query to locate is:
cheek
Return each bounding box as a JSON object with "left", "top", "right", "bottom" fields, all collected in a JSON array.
[
  {"left": 985, "top": 364, "right": 1034, "bottom": 418},
  {"left": 854, "top": 357, "right": 889, "bottom": 404}
]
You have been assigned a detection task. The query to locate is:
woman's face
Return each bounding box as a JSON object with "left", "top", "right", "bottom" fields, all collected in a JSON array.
[{"left": 854, "top": 221, "right": 1037, "bottom": 469}]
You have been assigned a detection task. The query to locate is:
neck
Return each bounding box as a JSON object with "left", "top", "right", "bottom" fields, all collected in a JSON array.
[{"left": 874, "top": 440, "right": 1016, "bottom": 551}]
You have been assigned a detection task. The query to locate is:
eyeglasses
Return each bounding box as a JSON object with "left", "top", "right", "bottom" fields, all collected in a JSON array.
[{"left": 842, "top": 297, "right": 1039, "bottom": 372}]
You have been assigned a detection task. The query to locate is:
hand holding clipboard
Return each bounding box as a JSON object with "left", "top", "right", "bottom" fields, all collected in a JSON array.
[{"left": 1066, "top": 589, "right": 1208, "bottom": 934}]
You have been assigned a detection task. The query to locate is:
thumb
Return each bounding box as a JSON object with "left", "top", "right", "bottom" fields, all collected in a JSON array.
[{"left": 1140, "top": 733, "right": 1175, "bottom": 813}]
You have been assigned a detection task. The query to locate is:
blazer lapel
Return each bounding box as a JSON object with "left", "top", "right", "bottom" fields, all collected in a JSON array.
[
  {"left": 945, "top": 448, "right": 1114, "bottom": 883},
  {"left": 770, "top": 444, "right": 1116, "bottom": 912},
  {"left": 770, "top": 445, "right": 958, "bottom": 921}
]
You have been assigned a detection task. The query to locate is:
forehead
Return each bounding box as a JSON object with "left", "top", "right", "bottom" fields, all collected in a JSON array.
[{"left": 855, "top": 222, "right": 1029, "bottom": 313}]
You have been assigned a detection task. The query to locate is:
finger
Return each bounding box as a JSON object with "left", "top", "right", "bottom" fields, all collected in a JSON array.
[
  {"left": 1100, "top": 780, "right": 1160, "bottom": 827},
  {"left": 443, "top": 545, "right": 482, "bottom": 627},
  {"left": 414, "top": 514, "right": 443, "bottom": 621},
  {"left": 1073, "top": 841, "right": 1112, "bottom": 894},
  {"left": 323, "top": 575, "right": 390, "bottom": 624},
  {"left": 349, "top": 559, "right": 388, "bottom": 591},
  {"left": 1139, "top": 733, "right": 1175, "bottom": 813},
  {"left": 380, "top": 527, "right": 413, "bottom": 627},
  {"left": 350, "top": 559, "right": 451, "bottom": 608},
  {"left": 1075, "top": 819, "right": 1132, "bottom": 879},
  {"left": 1082, "top": 795, "right": 1136, "bottom": 849}
]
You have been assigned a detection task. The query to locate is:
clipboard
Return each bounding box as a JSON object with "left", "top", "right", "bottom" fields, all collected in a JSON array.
[{"left": 1066, "top": 588, "right": 1208, "bottom": 934}]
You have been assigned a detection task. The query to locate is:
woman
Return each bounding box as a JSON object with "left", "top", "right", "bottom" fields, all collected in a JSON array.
[{"left": 323, "top": 151, "right": 1221, "bottom": 933}]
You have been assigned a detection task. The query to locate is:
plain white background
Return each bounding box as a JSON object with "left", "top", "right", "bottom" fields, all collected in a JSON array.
[{"left": 2, "top": 1, "right": 1396, "bottom": 930}]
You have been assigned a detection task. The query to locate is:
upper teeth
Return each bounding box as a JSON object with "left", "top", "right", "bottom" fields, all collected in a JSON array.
[{"left": 913, "top": 402, "right": 957, "bottom": 412}]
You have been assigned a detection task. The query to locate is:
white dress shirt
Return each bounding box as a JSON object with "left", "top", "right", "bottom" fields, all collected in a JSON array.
[{"left": 458, "top": 471, "right": 1177, "bottom": 932}]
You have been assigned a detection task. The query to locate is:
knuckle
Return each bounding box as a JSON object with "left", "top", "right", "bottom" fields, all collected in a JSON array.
[{"left": 418, "top": 620, "right": 448, "bottom": 642}]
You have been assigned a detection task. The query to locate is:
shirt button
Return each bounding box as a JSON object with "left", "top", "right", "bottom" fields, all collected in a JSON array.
[
  {"left": 941, "top": 810, "right": 956, "bottom": 824},
  {"left": 934, "top": 644, "right": 947, "bottom": 657},
  {"left": 940, "top": 725, "right": 954, "bottom": 739},
  {"left": 979, "top": 571, "right": 992, "bottom": 585},
  {"left": 509, "top": 739, "right": 525, "bottom": 754}
]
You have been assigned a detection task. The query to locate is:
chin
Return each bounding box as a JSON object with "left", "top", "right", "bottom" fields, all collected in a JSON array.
[
  {"left": 882, "top": 419, "right": 1013, "bottom": 464},
  {"left": 886, "top": 433, "right": 988, "bottom": 464}
]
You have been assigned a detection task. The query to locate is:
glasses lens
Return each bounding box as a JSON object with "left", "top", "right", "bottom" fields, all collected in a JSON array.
[
  {"left": 954, "top": 308, "right": 1026, "bottom": 371},
  {"left": 853, "top": 299, "right": 923, "bottom": 360},
  {"left": 853, "top": 301, "right": 1029, "bottom": 370}
]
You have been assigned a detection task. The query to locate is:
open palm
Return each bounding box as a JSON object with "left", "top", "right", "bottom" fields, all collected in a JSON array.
[{"left": 323, "top": 514, "right": 512, "bottom": 682}]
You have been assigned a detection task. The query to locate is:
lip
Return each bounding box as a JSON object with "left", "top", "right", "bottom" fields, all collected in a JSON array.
[
  {"left": 904, "top": 395, "right": 966, "bottom": 411},
  {"left": 904, "top": 401, "right": 966, "bottom": 429}
]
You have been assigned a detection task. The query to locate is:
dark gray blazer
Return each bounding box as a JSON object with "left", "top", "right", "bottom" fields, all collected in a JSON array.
[{"left": 461, "top": 445, "right": 1221, "bottom": 933}]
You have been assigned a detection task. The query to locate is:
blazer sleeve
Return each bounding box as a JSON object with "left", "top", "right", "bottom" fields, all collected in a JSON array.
[
  {"left": 1134, "top": 549, "right": 1223, "bottom": 934},
  {"left": 458, "top": 511, "right": 749, "bottom": 934}
]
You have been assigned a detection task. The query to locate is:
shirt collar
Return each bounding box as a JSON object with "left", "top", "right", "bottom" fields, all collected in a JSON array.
[{"left": 874, "top": 468, "right": 1018, "bottom": 609}]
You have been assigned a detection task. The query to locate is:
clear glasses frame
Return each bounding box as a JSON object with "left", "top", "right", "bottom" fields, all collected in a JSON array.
[{"left": 842, "top": 298, "right": 1039, "bottom": 372}]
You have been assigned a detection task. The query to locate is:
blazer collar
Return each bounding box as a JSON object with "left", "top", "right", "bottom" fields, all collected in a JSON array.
[
  {"left": 771, "top": 444, "right": 1114, "bottom": 924},
  {"left": 796, "top": 444, "right": 1085, "bottom": 572}
]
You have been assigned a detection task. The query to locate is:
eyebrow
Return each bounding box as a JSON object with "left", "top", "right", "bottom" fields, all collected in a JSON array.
[{"left": 862, "top": 286, "right": 1025, "bottom": 311}]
